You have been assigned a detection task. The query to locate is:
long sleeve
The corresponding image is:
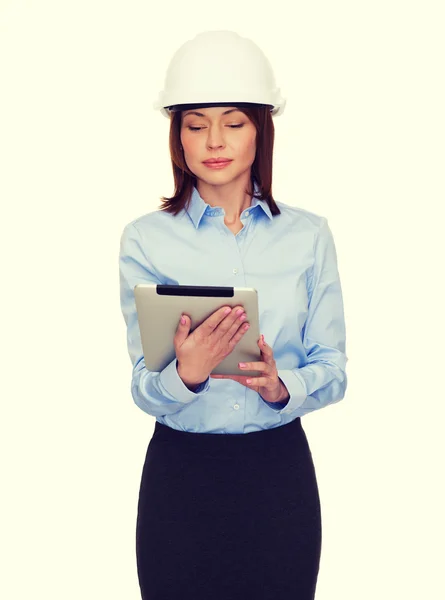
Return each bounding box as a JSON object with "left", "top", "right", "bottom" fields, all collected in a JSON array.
[
  {"left": 119, "top": 222, "right": 211, "bottom": 418},
  {"left": 263, "top": 217, "right": 348, "bottom": 415}
]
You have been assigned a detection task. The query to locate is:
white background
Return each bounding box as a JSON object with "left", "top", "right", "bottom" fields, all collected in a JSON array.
[{"left": 1, "top": 1, "right": 444, "bottom": 598}]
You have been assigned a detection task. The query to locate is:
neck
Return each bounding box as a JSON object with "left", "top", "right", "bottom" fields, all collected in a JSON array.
[{"left": 197, "top": 175, "right": 253, "bottom": 221}]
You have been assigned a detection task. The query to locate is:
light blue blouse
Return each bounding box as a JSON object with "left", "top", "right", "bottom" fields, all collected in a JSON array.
[{"left": 119, "top": 181, "right": 348, "bottom": 433}]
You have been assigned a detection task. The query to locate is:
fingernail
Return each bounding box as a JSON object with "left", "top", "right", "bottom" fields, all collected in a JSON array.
[
  {"left": 239, "top": 363, "right": 246, "bottom": 368},
  {"left": 261, "top": 335, "right": 265, "bottom": 345}
]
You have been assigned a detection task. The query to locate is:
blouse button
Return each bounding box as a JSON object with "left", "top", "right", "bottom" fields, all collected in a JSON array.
[{"left": 233, "top": 404, "right": 240, "bottom": 410}]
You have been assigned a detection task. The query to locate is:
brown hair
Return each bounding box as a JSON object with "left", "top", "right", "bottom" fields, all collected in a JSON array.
[{"left": 157, "top": 105, "right": 282, "bottom": 217}]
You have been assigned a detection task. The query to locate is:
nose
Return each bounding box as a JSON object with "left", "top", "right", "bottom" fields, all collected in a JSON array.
[
  {"left": 207, "top": 142, "right": 224, "bottom": 150},
  {"left": 206, "top": 125, "right": 226, "bottom": 149}
]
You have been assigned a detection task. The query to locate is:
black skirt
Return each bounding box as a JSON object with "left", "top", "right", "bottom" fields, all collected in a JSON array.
[{"left": 136, "top": 417, "right": 322, "bottom": 600}]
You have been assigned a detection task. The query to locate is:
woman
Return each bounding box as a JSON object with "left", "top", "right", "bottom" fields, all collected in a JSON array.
[{"left": 119, "top": 30, "right": 348, "bottom": 600}]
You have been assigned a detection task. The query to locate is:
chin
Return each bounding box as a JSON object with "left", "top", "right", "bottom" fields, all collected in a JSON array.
[{"left": 200, "top": 166, "right": 246, "bottom": 183}]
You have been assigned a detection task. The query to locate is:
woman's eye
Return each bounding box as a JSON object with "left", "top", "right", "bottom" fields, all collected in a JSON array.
[{"left": 187, "top": 124, "right": 244, "bottom": 131}]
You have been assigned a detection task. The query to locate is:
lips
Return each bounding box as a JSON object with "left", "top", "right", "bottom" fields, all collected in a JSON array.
[{"left": 203, "top": 158, "right": 232, "bottom": 164}]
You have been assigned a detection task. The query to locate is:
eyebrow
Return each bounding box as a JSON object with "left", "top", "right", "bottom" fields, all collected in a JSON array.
[{"left": 183, "top": 109, "right": 241, "bottom": 118}]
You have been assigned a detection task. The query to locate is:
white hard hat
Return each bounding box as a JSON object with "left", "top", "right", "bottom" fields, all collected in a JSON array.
[{"left": 153, "top": 30, "right": 286, "bottom": 119}]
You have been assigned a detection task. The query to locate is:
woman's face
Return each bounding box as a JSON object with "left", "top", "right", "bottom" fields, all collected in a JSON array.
[{"left": 180, "top": 106, "right": 257, "bottom": 184}]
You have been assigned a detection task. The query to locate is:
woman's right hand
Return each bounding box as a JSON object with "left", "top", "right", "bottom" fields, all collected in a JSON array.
[{"left": 174, "top": 305, "right": 250, "bottom": 386}]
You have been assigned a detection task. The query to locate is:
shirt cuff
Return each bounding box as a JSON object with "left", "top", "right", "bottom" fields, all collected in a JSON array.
[
  {"left": 261, "top": 369, "right": 308, "bottom": 414},
  {"left": 159, "top": 358, "right": 211, "bottom": 403}
]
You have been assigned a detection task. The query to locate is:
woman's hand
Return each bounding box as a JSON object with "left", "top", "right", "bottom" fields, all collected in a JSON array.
[{"left": 210, "top": 335, "right": 290, "bottom": 404}]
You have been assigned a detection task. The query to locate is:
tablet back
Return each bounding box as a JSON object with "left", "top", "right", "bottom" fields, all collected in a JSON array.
[{"left": 134, "top": 284, "right": 262, "bottom": 377}]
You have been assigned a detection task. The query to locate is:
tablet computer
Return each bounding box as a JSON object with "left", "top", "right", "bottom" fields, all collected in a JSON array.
[{"left": 134, "top": 284, "right": 262, "bottom": 377}]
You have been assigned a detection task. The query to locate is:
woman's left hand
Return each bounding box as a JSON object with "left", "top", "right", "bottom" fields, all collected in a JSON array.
[{"left": 210, "top": 335, "right": 289, "bottom": 404}]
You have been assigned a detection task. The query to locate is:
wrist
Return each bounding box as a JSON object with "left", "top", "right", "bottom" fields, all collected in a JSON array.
[
  {"left": 176, "top": 361, "right": 207, "bottom": 391},
  {"left": 278, "top": 380, "right": 290, "bottom": 404}
]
